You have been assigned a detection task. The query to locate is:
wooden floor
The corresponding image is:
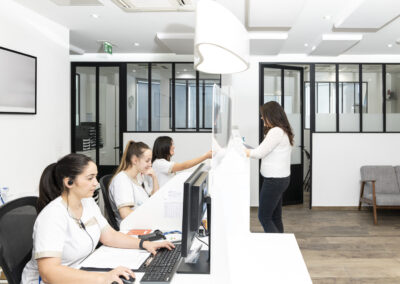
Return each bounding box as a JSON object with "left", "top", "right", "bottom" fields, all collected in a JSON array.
[{"left": 250, "top": 193, "right": 400, "bottom": 284}]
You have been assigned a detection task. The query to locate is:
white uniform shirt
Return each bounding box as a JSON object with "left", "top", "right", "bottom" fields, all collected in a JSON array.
[
  {"left": 152, "top": 158, "right": 176, "bottom": 187},
  {"left": 21, "top": 196, "right": 109, "bottom": 284},
  {"left": 109, "top": 171, "right": 152, "bottom": 225},
  {"left": 250, "top": 127, "right": 293, "bottom": 178}
]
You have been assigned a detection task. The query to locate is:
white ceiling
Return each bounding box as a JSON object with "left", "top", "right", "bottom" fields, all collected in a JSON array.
[{"left": 12, "top": 0, "right": 400, "bottom": 56}]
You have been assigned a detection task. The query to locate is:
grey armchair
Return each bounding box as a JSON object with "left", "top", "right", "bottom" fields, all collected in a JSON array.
[{"left": 358, "top": 166, "right": 400, "bottom": 224}]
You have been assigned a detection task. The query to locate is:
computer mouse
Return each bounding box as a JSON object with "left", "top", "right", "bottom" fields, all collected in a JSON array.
[
  {"left": 112, "top": 275, "right": 135, "bottom": 284},
  {"left": 121, "top": 275, "right": 136, "bottom": 284}
]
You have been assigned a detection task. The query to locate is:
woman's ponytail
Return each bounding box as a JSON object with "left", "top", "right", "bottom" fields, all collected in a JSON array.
[{"left": 37, "top": 153, "right": 92, "bottom": 213}]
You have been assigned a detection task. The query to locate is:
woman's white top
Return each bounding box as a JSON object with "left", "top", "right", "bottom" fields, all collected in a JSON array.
[
  {"left": 250, "top": 127, "right": 292, "bottom": 178},
  {"left": 21, "top": 196, "right": 109, "bottom": 284},
  {"left": 109, "top": 171, "right": 152, "bottom": 225},
  {"left": 152, "top": 158, "right": 176, "bottom": 187}
]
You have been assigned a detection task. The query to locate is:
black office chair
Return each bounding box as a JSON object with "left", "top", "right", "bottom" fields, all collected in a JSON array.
[
  {"left": 0, "top": 196, "right": 38, "bottom": 284},
  {"left": 99, "top": 174, "right": 119, "bottom": 231}
]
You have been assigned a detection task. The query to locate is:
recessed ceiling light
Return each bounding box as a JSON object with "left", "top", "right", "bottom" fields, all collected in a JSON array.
[
  {"left": 183, "top": 69, "right": 187, "bottom": 71},
  {"left": 311, "top": 46, "right": 316, "bottom": 51},
  {"left": 323, "top": 15, "right": 331, "bottom": 20},
  {"left": 388, "top": 43, "right": 393, "bottom": 48},
  {"left": 304, "top": 43, "right": 308, "bottom": 47},
  {"left": 91, "top": 14, "right": 99, "bottom": 18},
  {"left": 177, "top": 71, "right": 180, "bottom": 74},
  {"left": 134, "top": 42, "right": 140, "bottom": 46},
  {"left": 132, "top": 69, "right": 136, "bottom": 72}
]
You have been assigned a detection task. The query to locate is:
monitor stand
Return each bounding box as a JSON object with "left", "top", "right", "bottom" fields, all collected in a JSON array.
[{"left": 177, "top": 196, "right": 211, "bottom": 274}]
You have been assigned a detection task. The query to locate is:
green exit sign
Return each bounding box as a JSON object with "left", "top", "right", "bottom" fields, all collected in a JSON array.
[{"left": 103, "top": 42, "right": 112, "bottom": 54}]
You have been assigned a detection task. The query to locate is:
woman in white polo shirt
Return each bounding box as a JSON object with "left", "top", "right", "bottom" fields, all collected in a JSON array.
[
  {"left": 245, "top": 101, "right": 293, "bottom": 233},
  {"left": 21, "top": 153, "right": 174, "bottom": 284},
  {"left": 109, "top": 141, "right": 159, "bottom": 224},
  {"left": 151, "top": 136, "right": 212, "bottom": 187}
]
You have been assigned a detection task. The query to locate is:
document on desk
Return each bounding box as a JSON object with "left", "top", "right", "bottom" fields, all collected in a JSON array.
[
  {"left": 80, "top": 246, "right": 150, "bottom": 270},
  {"left": 163, "top": 188, "right": 183, "bottom": 218}
]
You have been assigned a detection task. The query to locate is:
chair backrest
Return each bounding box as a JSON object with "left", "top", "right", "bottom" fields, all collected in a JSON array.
[
  {"left": 0, "top": 196, "right": 38, "bottom": 284},
  {"left": 99, "top": 174, "right": 119, "bottom": 231},
  {"left": 360, "top": 166, "right": 400, "bottom": 194}
]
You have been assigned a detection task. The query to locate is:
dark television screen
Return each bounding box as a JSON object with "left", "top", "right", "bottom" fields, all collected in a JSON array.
[{"left": 0, "top": 47, "right": 36, "bottom": 114}]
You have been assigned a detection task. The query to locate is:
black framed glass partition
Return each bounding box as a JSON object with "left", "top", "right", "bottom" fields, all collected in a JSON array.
[
  {"left": 127, "top": 63, "right": 149, "bottom": 131},
  {"left": 339, "top": 64, "right": 360, "bottom": 132},
  {"left": 362, "top": 64, "right": 383, "bottom": 132},
  {"left": 386, "top": 65, "right": 400, "bottom": 132}
]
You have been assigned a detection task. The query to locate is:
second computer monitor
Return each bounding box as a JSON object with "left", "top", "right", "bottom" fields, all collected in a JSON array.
[{"left": 181, "top": 164, "right": 205, "bottom": 258}]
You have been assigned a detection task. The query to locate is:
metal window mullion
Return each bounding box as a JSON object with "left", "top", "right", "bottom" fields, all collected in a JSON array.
[
  {"left": 203, "top": 80, "right": 206, "bottom": 129},
  {"left": 186, "top": 80, "right": 189, "bottom": 129},
  {"left": 359, "top": 64, "right": 363, "bottom": 132},
  {"left": 196, "top": 71, "right": 199, "bottom": 132},
  {"left": 71, "top": 64, "right": 76, "bottom": 153},
  {"left": 309, "top": 64, "right": 315, "bottom": 209},
  {"left": 335, "top": 64, "right": 339, "bottom": 132},
  {"left": 148, "top": 63, "right": 152, "bottom": 132},
  {"left": 281, "top": 68, "right": 285, "bottom": 108},
  {"left": 172, "top": 63, "right": 176, "bottom": 132},
  {"left": 95, "top": 66, "right": 100, "bottom": 164},
  {"left": 383, "top": 64, "right": 386, "bottom": 132}
]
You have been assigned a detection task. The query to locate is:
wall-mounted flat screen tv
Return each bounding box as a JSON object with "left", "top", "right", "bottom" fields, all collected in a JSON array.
[{"left": 0, "top": 46, "right": 36, "bottom": 114}]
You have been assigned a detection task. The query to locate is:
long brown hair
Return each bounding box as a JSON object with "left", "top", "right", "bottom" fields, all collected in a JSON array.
[
  {"left": 37, "top": 153, "right": 92, "bottom": 213},
  {"left": 152, "top": 136, "right": 173, "bottom": 163},
  {"left": 260, "top": 101, "right": 294, "bottom": 146},
  {"left": 113, "top": 140, "right": 150, "bottom": 177}
]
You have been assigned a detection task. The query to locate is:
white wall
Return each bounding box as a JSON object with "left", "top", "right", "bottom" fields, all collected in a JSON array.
[
  {"left": 312, "top": 133, "right": 400, "bottom": 206},
  {"left": 0, "top": 0, "right": 70, "bottom": 199},
  {"left": 228, "top": 55, "right": 400, "bottom": 207},
  {"left": 123, "top": 132, "right": 211, "bottom": 164}
]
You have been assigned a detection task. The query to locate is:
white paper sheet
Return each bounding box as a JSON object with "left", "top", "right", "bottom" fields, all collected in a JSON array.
[{"left": 80, "top": 246, "right": 150, "bottom": 269}]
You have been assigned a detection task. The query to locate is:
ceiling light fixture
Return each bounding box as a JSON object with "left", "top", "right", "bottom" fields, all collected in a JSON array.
[
  {"left": 311, "top": 46, "right": 316, "bottom": 51},
  {"left": 388, "top": 43, "right": 393, "bottom": 48},
  {"left": 323, "top": 15, "right": 331, "bottom": 20},
  {"left": 91, "top": 14, "right": 99, "bottom": 18},
  {"left": 194, "top": 0, "right": 249, "bottom": 74},
  {"left": 134, "top": 42, "right": 140, "bottom": 46},
  {"left": 304, "top": 43, "right": 308, "bottom": 47}
]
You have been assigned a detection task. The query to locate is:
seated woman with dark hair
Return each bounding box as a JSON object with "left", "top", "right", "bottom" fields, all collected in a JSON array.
[
  {"left": 21, "top": 153, "right": 174, "bottom": 284},
  {"left": 151, "top": 136, "right": 212, "bottom": 187}
]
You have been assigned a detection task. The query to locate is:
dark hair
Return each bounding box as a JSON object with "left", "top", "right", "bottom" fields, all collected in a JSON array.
[
  {"left": 152, "top": 136, "right": 173, "bottom": 163},
  {"left": 114, "top": 140, "right": 150, "bottom": 176},
  {"left": 260, "top": 101, "right": 294, "bottom": 146},
  {"left": 37, "top": 153, "right": 93, "bottom": 213}
]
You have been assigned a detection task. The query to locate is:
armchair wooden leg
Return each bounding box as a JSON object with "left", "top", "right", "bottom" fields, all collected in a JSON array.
[
  {"left": 372, "top": 181, "right": 378, "bottom": 225},
  {"left": 358, "top": 182, "right": 365, "bottom": 211},
  {"left": 373, "top": 203, "right": 378, "bottom": 225}
]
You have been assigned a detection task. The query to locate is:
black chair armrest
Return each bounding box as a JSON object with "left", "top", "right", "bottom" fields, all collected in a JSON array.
[{"left": 361, "top": 180, "right": 376, "bottom": 183}]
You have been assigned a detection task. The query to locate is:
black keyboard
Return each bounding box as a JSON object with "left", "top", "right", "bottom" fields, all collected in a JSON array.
[{"left": 140, "top": 244, "right": 182, "bottom": 283}]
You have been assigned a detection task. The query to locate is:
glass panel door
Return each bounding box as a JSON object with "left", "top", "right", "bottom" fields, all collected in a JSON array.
[
  {"left": 262, "top": 65, "right": 304, "bottom": 205},
  {"left": 73, "top": 65, "right": 122, "bottom": 177},
  {"left": 99, "top": 67, "right": 120, "bottom": 167},
  {"left": 75, "top": 67, "right": 96, "bottom": 162}
]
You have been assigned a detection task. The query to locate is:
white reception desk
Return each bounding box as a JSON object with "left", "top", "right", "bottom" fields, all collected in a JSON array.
[{"left": 119, "top": 144, "right": 311, "bottom": 284}]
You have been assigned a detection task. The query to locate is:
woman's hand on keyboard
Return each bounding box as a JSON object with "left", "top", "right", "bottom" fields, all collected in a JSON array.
[
  {"left": 143, "top": 241, "right": 175, "bottom": 255},
  {"left": 102, "top": 266, "right": 135, "bottom": 284}
]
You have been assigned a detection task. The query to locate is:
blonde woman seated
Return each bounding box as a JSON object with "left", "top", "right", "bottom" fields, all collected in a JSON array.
[{"left": 109, "top": 141, "right": 159, "bottom": 225}]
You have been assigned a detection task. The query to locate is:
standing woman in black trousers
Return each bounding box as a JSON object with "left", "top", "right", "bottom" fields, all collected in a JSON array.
[{"left": 245, "top": 101, "right": 294, "bottom": 233}]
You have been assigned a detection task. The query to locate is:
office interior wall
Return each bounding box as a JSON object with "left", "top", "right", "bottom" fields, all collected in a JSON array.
[
  {"left": 123, "top": 132, "right": 211, "bottom": 164},
  {"left": 312, "top": 133, "right": 400, "bottom": 206},
  {"left": 0, "top": 0, "right": 70, "bottom": 199},
  {"left": 228, "top": 56, "right": 400, "bottom": 207}
]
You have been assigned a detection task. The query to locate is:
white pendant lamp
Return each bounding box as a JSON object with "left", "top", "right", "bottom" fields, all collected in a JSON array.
[{"left": 194, "top": 0, "right": 250, "bottom": 74}]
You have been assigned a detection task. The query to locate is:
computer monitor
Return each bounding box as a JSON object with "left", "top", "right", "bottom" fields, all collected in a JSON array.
[{"left": 178, "top": 165, "right": 211, "bottom": 275}]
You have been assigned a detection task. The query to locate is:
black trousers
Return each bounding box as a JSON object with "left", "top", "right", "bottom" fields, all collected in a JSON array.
[{"left": 258, "top": 176, "right": 290, "bottom": 233}]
